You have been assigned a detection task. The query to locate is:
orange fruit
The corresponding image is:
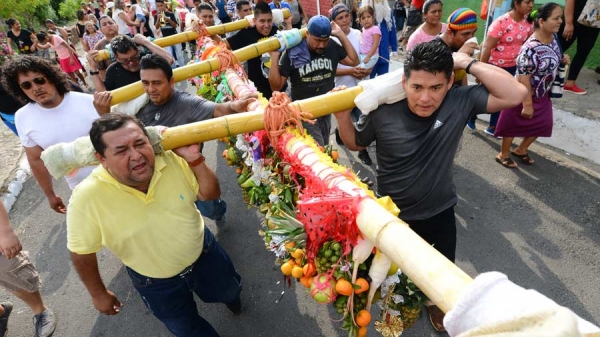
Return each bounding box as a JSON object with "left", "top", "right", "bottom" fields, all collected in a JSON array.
[
  {"left": 236, "top": 167, "right": 243, "bottom": 175},
  {"left": 295, "top": 257, "right": 303, "bottom": 266},
  {"left": 290, "top": 248, "right": 304, "bottom": 259},
  {"left": 280, "top": 260, "right": 294, "bottom": 276},
  {"left": 291, "top": 265, "right": 304, "bottom": 278},
  {"left": 355, "top": 278, "right": 369, "bottom": 294},
  {"left": 303, "top": 263, "right": 316, "bottom": 277},
  {"left": 284, "top": 242, "right": 296, "bottom": 250},
  {"left": 222, "top": 149, "right": 229, "bottom": 159},
  {"left": 318, "top": 146, "right": 325, "bottom": 152},
  {"left": 331, "top": 150, "right": 339, "bottom": 161},
  {"left": 357, "top": 326, "right": 367, "bottom": 337},
  {"left": 299, "top": 276, "right": 312, "bottom": 288},
  {"left": 335, "top": 279, "right": 354, "bottom": 296},
  {"left": 356, "top": 310, "right": 371, "bottom": 327}
]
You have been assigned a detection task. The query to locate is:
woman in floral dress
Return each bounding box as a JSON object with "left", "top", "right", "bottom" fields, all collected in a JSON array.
[{"left": 494, "top": 2, "right": 570, "bottom": 168}]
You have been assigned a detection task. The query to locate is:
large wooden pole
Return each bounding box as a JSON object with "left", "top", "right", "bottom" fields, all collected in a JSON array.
[
  {"left": 160, "top": 85, "right": 363, "bottom": 150},
  {"left": 109, "top": 28, "right": 307, "bottom": 105},
  {"left": 283, "top": 136, "right": 473, "bottom": 313},
  {"left": 94, "top": 9, "right": 292, "bottom": 61}
]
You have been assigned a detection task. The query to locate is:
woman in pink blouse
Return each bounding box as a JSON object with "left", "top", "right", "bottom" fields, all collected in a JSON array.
[
  {"left": 36, "top": 31, "right": 91, "bottom": 90},
  {"left": 471, "top": 0, "right": 534, "bottom": 135},
  {"left": 406, "top": 0, "right": 446, "bottom": 51}
]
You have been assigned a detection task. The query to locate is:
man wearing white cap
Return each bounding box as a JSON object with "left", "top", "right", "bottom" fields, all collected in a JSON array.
[{"left": 269, "top": 15, "right": 359, "bottom": 146}]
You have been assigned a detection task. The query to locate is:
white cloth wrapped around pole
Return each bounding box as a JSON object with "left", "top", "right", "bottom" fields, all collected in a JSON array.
[
  {"left": 444, "top": 272, "right": 600, "bottom": 336},
  {"left": 354, "top": 68, "right": 406, "bottom": 115},
  {"left": 110, "top": 94, "right": 150, "bottom": 116},
  {"left": 41, "top": 126, "right": 165, "bottom": 179}
]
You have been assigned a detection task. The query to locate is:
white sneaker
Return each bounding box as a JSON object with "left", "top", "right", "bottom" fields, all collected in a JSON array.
[{"left": 33, "top": 309, "right": 56, "bottom": 337}]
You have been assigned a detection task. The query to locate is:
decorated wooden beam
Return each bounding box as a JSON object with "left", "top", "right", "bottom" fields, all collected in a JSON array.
[
  {"left": 94, "top": 8, "right": 292, "bottom": 62},
  {"left": 281, "top": 135, "right": 473, "bottom": 313},
  {"left": 160, "top": 85, "right": 362, "bottom": 150},
  {"left": 109, "top": 28, "right": 307, "bottom": 105}
]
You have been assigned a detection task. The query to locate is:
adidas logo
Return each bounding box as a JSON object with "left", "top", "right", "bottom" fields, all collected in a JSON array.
[{"left": 434, "top": 120, "right": 443, "bottom": 129}]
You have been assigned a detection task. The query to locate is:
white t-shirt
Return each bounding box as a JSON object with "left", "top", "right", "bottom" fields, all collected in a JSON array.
[
  {"left": 113, "top": 8, "right": 131, "bottom": 35},
  {"left": 16, "top": 92, "right": 100, "bottom": 189},
  {"left": 132, "top": 4, "right": 144, "bottom": 16},
  {"left": 333, "top": 28, "right": 361, "bottom": 88}
]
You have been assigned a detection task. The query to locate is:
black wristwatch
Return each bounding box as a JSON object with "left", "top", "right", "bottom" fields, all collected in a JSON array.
[
  {"left": 90, "top": 70, "right": 100, "bottom": 76},
  {"left": 465, "top": 59, "right": 478, "bottom": 74}
]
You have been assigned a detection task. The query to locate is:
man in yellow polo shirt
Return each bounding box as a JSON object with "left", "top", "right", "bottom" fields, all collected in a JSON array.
[{"left": 66, "top": 114, "right": 241, "bottom": 337}]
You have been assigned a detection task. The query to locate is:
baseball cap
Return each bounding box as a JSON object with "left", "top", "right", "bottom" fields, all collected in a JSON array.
[
  {"left": 307, "top": 15, "right": 332, "bottom": 38},
  {"left": 329, "top": 3, "right": 349, "bottom": 21}
]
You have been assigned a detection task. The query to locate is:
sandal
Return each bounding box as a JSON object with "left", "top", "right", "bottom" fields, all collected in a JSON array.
[
  {"left": 495, "top": 155, "right": 517, "bottom": 168},
  {"left": 511, "top": 151, "right": 534, "bottom": 165},
  {"left": 427, "top": 305, "right": 446, "bottom": 332}
]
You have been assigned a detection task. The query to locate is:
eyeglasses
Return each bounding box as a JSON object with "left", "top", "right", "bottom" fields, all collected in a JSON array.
[
  {"left": 19, "top": 77, "right": 47, "bottom": 90},
  {"left": 117, "top": 54, "right": 141, "bottom": 65}
]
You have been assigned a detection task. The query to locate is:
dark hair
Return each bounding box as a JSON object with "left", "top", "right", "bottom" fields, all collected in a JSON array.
[
  {"left": 6, "top": 18, "right": 17, "bottom": 27},
  {"left": 99, "top": 15, "right": 112, "bottom": 23},
  {"left": 110, "top": 35, "right": 138, "bottom": 55},
  {"left": 404, "top": 39, "right": 453, "bottom": 81},
  {"left": 45, "top": 19, "right": 55, "bottom": 24},
  {"left": 90, "top": 114, "right": 149, "bottom": 157},
  {"left": 1, "top": 55, "right": 72, "bottom": 104},
  {"left": 198, "top": 3, "right": 214, "bottom": 12},
  {"left": 423, "top": 0, "right": 443, "bottom": 14},
  {"left": 358, "top": 5, "right": 375, "bottom": 22},
  {"left": 131, "top": 0, "right": 139, "bottom": 4},
  {"left": 36, "top": 31, "right": 49, "bottom": 43},
  {"left": 77, "top": 9, "right": 86, "bottom": 21},
  {"left": 140, "top": 54, "right": 173, "bottom": 80},
  {"left": 511, "top": 0, "right": 535, "bottom": 23},
  {"left": 254, "top": 1, "right": 272, "bottom": 16},
  {"left": 534, "top": 2, "right": 560, "bottom": 28},
  {"left": 236, "top": 0, "right": 250, "bottom": 11}
]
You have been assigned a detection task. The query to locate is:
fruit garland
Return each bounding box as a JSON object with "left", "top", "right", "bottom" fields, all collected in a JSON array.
[{"left": 189, "top": 34, "right": 427, "bottom": 337}]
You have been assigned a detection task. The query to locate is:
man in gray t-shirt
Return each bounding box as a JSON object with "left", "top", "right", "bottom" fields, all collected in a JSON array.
[
  {"left": 136, "top": 54, "right": 256, "bottom": 228},
  {"left": 333, "top": 40, "right": 527, "bottom": 331}
]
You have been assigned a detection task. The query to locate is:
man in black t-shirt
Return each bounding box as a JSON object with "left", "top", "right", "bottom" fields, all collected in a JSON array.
[
  {"left": 154, "top": 0, "right": 178, "bottom": 37},
  {"left": 225, "top": 2, "right": 278, "bottom": 99},
  {"left": 333, "top": 40, "right": 527, "bottom": 331},
  {"left": 87, "top": 34, "right": 174, "bottom": 91},
  {"left": 269, "top": 15, "right": 359, "bottom": 146}
]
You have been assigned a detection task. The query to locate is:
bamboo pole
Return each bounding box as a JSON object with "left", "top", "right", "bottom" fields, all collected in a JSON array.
[
  {"left": 283, "top": 136, "right": 473, "bottom": 313},
  {"left": 95, "top": 9, "right": 292, "bottom": 61},
  {"left": 160, "top": 85, "right": 362, "bottom": 150},
  {"left": 109, "top": 28, "right": 308, "bottom": 105}
]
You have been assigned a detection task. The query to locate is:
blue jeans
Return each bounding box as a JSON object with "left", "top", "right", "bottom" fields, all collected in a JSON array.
[
  {"left": 126, "top": 228, "right": 242, "bottom": 337},
  {"left": 195, "top": 198, "right": 227, "bottom": 221}
]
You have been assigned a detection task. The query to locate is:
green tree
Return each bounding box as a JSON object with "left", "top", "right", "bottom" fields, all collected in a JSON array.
[
  {"left": 58, "top": 0, "right": 82, "bottom": 21},
  {"left": 0, "top": 0, "right": 51, "bottom": 27}
]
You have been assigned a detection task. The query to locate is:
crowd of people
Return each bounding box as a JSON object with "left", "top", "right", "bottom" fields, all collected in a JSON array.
[{"left": 0, "top": 0, "right": 598, "bottom": 336}]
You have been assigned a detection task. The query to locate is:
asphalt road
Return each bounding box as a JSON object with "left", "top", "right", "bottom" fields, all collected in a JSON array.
[{"left": 2, "top": 121, "right": 600, "bottom": 337}]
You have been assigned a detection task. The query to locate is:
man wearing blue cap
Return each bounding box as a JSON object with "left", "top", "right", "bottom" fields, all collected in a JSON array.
[{"left": 269, "top": 15, "right": 359, "bottom": 146}]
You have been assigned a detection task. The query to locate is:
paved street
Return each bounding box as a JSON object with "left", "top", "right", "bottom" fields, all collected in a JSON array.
[{"left": 1, "top": 118, "right": 599, "bottom": 336}]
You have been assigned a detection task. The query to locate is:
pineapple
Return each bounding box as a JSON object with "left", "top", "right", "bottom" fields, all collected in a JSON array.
[
  {"left": 399, "top": 304, "right": 421, "bottom": 329},
  {"left": 393, "top": 273, "right": 427, "bottom": 331}
]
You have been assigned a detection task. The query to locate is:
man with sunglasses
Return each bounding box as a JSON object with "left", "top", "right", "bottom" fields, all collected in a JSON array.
[
  {"left": 1, "top": 56, "right": 110, "bottom": 214},
  {"left": 88, "top": 34, "right": 173, "bottom": 92}
]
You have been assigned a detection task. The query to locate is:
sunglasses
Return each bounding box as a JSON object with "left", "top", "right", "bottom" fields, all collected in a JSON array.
[{"left": 19, "top": 77, "right": 47, "bottom": 90}]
